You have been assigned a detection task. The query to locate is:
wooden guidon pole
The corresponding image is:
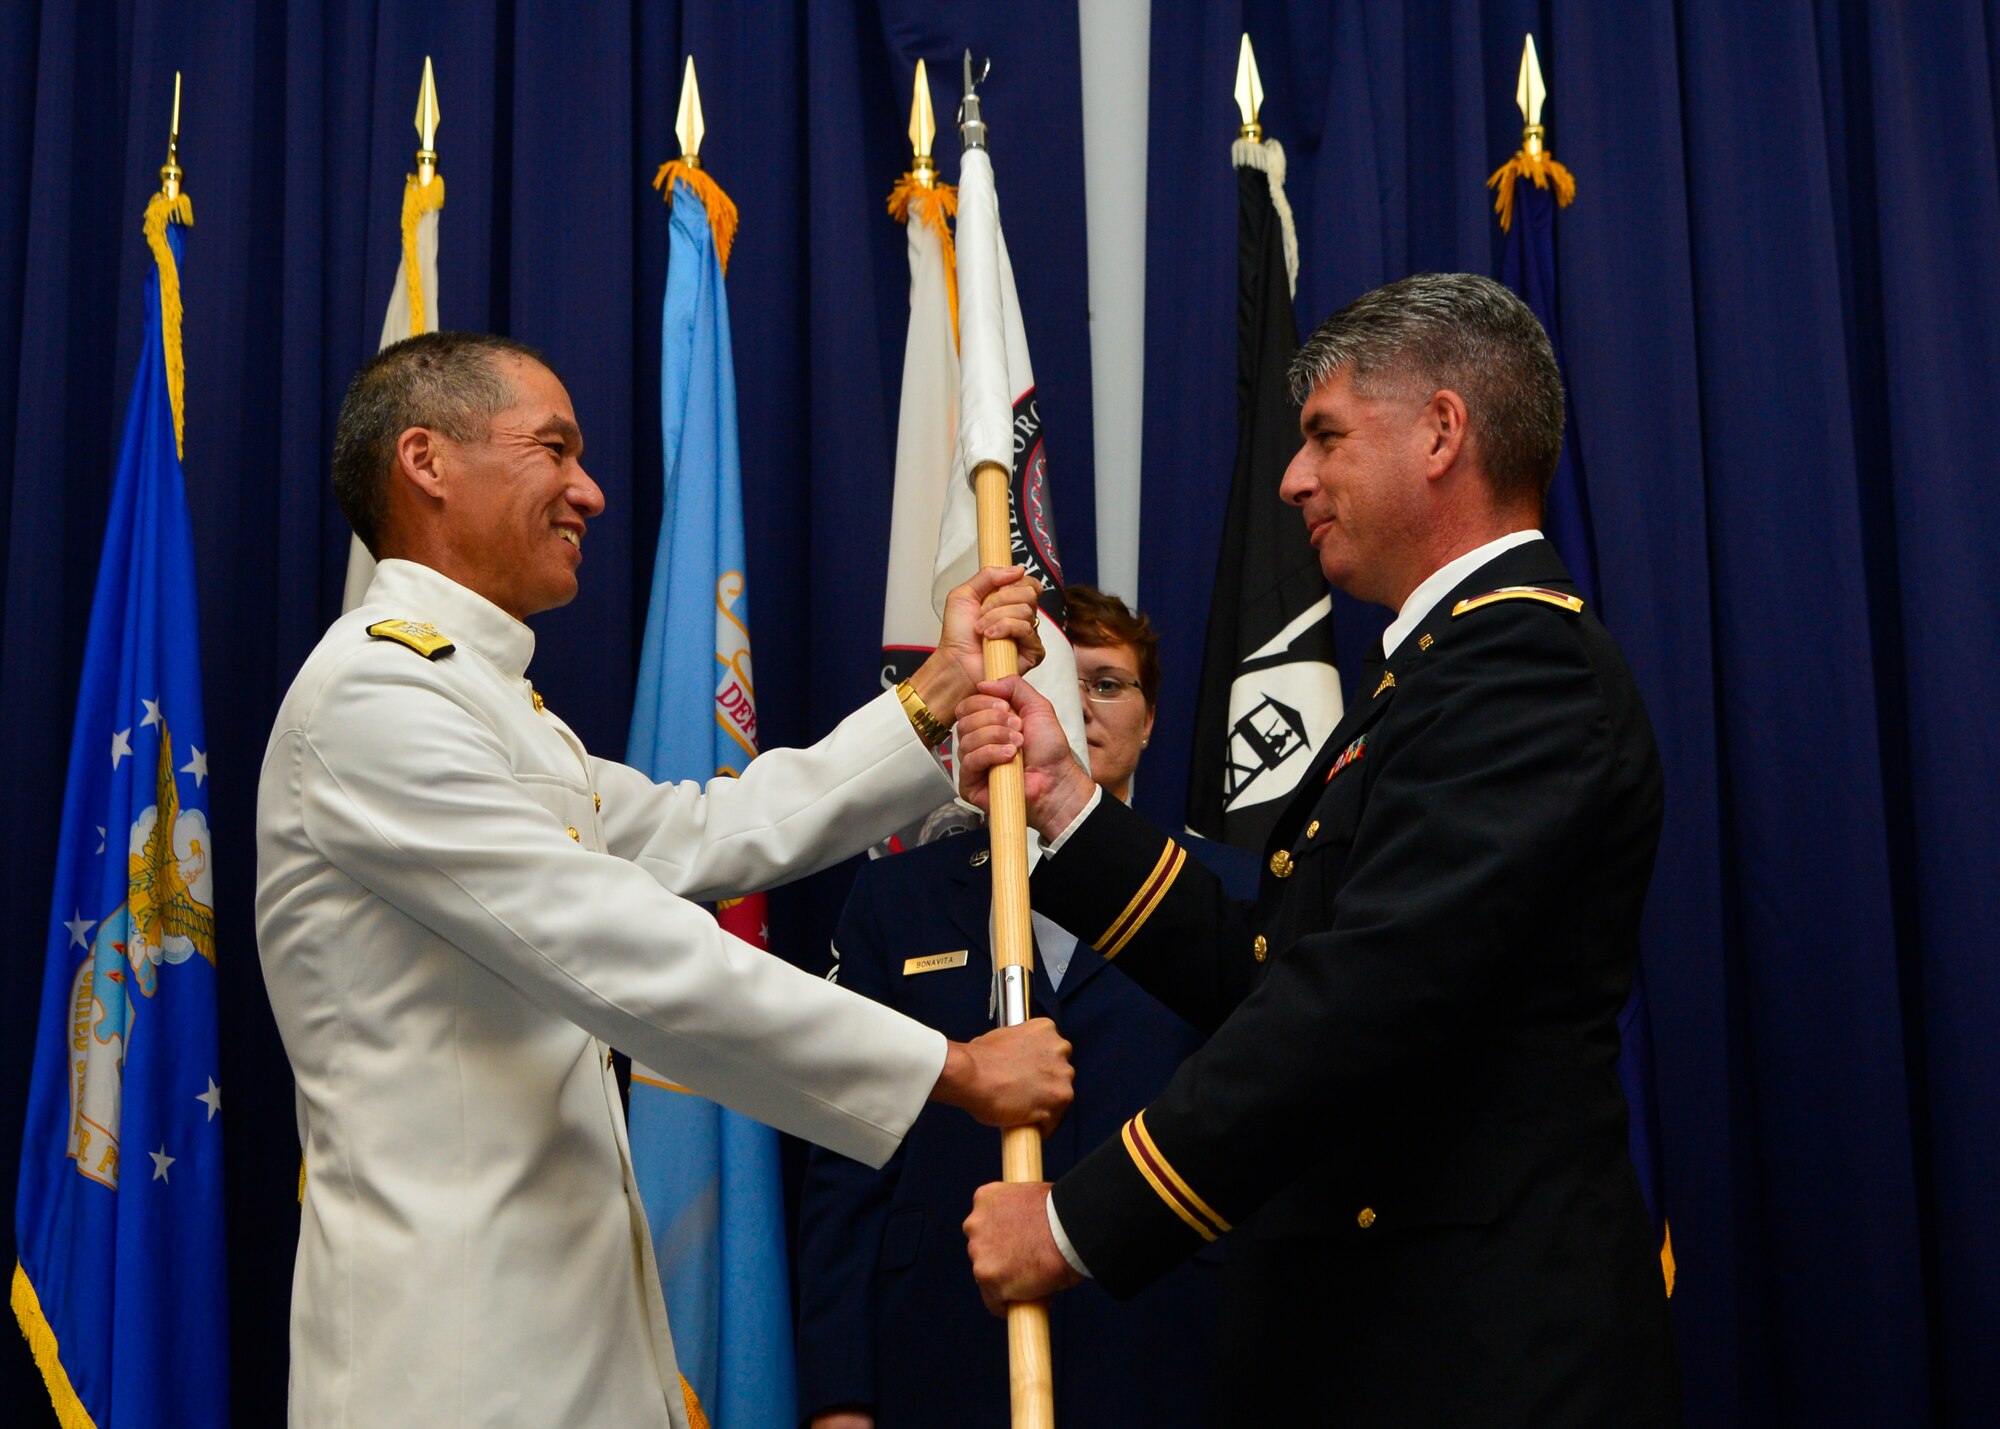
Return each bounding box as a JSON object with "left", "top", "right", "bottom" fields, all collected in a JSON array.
[{"left": 973, "top": 459, "right": 1057, "bottom": 1429}]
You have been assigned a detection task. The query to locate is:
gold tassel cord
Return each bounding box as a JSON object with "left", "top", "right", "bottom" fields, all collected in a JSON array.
[
  {"left": 887, "top": 175, "right": 960, "bottom": 346},
  {"left": 680, "top": 1375, "right": 712, "bottom": 1429},
  {"left": 1486, "top": 147, "right": 1575, "bottom": 234},
  {"left": 653, "top": 161, "right": 739, "bottom": 276},
  {"left": 141, "top": 191, "right": 193, "bottom": 461},
  {"left": 401, "top": 173, "right": 446, "bottom": 337},
  {"left": 13, "top": 1263, "right": 100, "bottom": 1429}
]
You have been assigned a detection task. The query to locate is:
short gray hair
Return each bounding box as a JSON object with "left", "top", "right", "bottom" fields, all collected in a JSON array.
[
  {"left": 331, "top": 331, "right": 553, "bottom": 554},
  {"left": 1286, "top": 273, "right": 1565, "bottom": 506}
]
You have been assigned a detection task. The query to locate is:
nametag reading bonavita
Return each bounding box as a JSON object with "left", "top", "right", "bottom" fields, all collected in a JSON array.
[{"left": 903, "top": 950, "right": 970, "bottom": 976}]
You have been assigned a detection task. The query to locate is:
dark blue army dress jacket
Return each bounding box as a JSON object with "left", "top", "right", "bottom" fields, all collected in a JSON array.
[{"left": 1032, "top": 540, "right": 1683, "bottom": 1427}]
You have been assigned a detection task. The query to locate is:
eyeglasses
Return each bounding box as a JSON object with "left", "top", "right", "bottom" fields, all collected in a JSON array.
[{"left": 1078, "top": 675, "right": 1145, "bottom": 705}]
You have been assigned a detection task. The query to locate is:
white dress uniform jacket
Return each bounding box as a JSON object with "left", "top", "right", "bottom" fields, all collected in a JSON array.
[{"left": 256, "top": 560, "right": 955, "bottom": 1427}]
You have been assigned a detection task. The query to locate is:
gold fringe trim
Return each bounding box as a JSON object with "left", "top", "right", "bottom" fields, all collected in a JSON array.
[
  {"left": 680, "top": 1374, "right": 711, "bottom": 1429},
  {"left": 141, "top": 190, "right": 193, "bottom": 460},
  {"left": 400, "top": 173, "right": 445, "bottom": 337},
  {"left": 1661, "top": 1219, "right": 1676, "bottom": 1299},
  {"left": 1231, "top": 137, "right": 1300, "bottom": 298},
  {"left": 1486, "top": 147, "right": 1575, "bottom": 233},
  {"left": 887, "top": 175, "right": 960, "bottom": 346},
  {"left": 13, "top": 1263, "right": 101, "bottom": 1429},
  {"left": 654, "top": 161, "right": 739, "bottom": 276}
]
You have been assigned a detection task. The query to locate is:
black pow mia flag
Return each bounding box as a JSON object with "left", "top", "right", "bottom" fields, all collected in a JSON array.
[{"left": 1186, "top": 144, "right": 1342, "bottom": 851}]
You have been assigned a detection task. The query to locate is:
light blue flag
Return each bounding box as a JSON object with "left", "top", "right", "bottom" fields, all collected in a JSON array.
[
  {"left": 12, "top": 194, "right": 229, "bottom": 1425},
  {"left": 626, "top": 167, "right": 796, "bottom": 1428}
]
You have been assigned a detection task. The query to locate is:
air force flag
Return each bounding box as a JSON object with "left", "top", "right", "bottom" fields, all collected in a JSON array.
[{"left": 13, "top": 192, "right": 229, "bottom": 1428}]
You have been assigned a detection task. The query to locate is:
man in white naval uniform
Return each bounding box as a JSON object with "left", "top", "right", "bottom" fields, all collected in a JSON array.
[{"left": 257, "top": 332, "right": 1073, "bottom": 1428}]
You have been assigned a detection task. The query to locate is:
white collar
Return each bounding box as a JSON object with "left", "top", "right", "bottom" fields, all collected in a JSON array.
[
  {"left": 363, "top": 559, "right": 540, "bottom": 679},
  {"left": 1381, "top": 529, "right": 1543, "bottom": 657}
]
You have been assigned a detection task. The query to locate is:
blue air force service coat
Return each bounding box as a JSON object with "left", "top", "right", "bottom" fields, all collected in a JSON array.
[
  {"left": 255, "top": 560, "right": 957, "bottom": 1428},
  {"left": 795, "top": 828, "right": 1253, "bottom": 1427},
  {"left": 1033, "top": 541, "right": 1682, "bottom": 1425}
]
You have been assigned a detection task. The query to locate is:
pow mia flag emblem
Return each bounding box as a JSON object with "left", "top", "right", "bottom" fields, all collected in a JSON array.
[
  {"left": 1209, "top": 596, "right": 1344, "bottom": 844},
  {"left": 1225, "top": 693, "right": 1311, "bottom": 804}
]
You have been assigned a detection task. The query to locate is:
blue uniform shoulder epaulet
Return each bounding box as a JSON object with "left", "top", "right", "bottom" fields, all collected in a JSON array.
[
  {"left": 1451, "top": 586, "right": 1585, "bottom": 618},
  {"left": 366, "top": 618, "right": 455, "bottom": 659}
]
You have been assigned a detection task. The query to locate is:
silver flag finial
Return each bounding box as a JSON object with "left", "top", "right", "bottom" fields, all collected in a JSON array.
[{"left": 958, "top": 50, "right": 990, "bottom": 151}]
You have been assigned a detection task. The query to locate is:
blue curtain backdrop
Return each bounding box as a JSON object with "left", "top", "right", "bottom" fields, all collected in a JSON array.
[
  {"left": 0, "top": 2, "right": 1096, "bottom": 1421},
  {"left": 2, "top": 2, "right": 1994, "bottom": 1425},
  {"left": 1138, "top": 2, "right": 2000, "bottom": 1426}
]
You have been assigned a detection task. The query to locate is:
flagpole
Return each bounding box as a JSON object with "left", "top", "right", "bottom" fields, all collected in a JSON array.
[
  {"left": 342, "top": 57, "right": 444, "bottom": 614},
  {"left": 960, "top": 55, "right": 1058, "bottom": 1429}
]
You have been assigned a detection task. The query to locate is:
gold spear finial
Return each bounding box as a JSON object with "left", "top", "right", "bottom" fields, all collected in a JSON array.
[
  {"left": 909, "top": 58, "right": 938, "bottom": 186},
  {"left": 1234, "top": 34, "right": 1265, "bottom": 141},
  {"left": 1515, "top": 34, "right": 1548, "bottom": 156},
  {"left": 415, "top": 56, "right": 441, "bottom": 184},
  {"left": 160, "top": 71, "right": 183, "bottom": 200},
  {"left": 675, "top": 56, "right": 706, "bottom": 169}
]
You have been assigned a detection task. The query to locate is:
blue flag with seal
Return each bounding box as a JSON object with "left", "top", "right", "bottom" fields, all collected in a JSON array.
[
  {"left": 12, "top": 180, "right": 230, "bottom": 1426},
  {"left": 625, "top": 140, "right": 795, "bottom": 1429},
  {"left": 1492, "top": 33, "right": 1671, "bottom": 1296}
]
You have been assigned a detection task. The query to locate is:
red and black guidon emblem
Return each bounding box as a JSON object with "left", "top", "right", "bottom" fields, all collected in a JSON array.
[{"left": 1009, "top": 390, "right": 1066, "bottom": 623}]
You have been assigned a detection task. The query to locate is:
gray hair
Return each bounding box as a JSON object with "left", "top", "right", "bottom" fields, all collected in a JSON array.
[
  {"left": 1286, "top": 273, "right": 1565, "bottom": 506},
  {"left": 331, "top": 331, "right": 553, "bottom": 554}
]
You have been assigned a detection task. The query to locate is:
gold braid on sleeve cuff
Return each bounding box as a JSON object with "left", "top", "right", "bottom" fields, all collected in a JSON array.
[{"left": 895, "top": 678, "right": 952, "bottom": 749}]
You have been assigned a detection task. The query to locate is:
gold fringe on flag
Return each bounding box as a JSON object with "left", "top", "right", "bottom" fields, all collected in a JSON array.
[
  {"left": 140, "top": 190, "right": 193, "bottom": 461},
  {"left": 13, "top": 1263, "right": 99, "bottom": 1429},
  {"left": 887, "top": 175, "right": 959, "bottom": 345},
  {"left": 400, "top": 173, "right": 445, "bottom": 337},
  {"left": 680, "top": 1374, "right": 712, "bottom": 1429},
  {"left": 1486, "top": 146, "right": 1575, "bottom": 234},
  {"left": 654, "top": 161, "right": 739, "bottom": 276}
]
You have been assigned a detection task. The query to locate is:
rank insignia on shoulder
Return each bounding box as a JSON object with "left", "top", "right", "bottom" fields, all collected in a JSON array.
[
  {"left": 1451, "top": 586, "right": 1585, "bottom": 618},
  {"left": 1327, "top": 733, "right": 1368, "bottom": 782},
  {"left": 367, "top": 619, "right": 455, "bottom": 659}
]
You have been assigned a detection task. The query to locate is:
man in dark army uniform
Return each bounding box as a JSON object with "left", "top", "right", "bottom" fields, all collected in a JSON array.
[{"left": 957, "top": 273, "right": 1682, "bottom": 1426}]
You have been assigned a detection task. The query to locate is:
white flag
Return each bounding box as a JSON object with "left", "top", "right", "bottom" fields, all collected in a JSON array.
[
  {"left": 342, "top": 179, "right": 443, "bottom": 613},
  {"left": 879, "top": 186, "right": 959, "bottom": 688},
  {"left": 940, "top": 145, "right": 1091, "bottom": 772}
]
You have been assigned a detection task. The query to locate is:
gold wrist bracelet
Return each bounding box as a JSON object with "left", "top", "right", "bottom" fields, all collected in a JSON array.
[{"left": 895, "top": 678, "right": 952, "bottom": 749}]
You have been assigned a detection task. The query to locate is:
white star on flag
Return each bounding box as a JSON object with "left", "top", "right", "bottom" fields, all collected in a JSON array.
[
  {"left": 181, "top": 747, "right": 209, "bottom": 787},
  {"left": 150, "top": 1145, "right": 175, "bottom": 1183},
  {"left": 65, "top": 910, "right": 97, "bottom": 949},
  {"left": 111, "top": 728, "right": 133, "bottom": 769},
  {"left": 197, "top": 1078, "right": 222, "bottom": 1120},
  {"left": 95, "top": 825, "right": 107, "bottom": 854},
  {"left": 141, "top": 696, "right": 165, "bottom": 729}
]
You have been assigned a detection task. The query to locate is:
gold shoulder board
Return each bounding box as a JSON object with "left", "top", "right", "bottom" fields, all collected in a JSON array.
[
  {"left": 366, "top": 619, "right": 455, "bottom": 659},
  {"left": 1451, "top": 586, "right": 1585, "bottom": 618}
]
